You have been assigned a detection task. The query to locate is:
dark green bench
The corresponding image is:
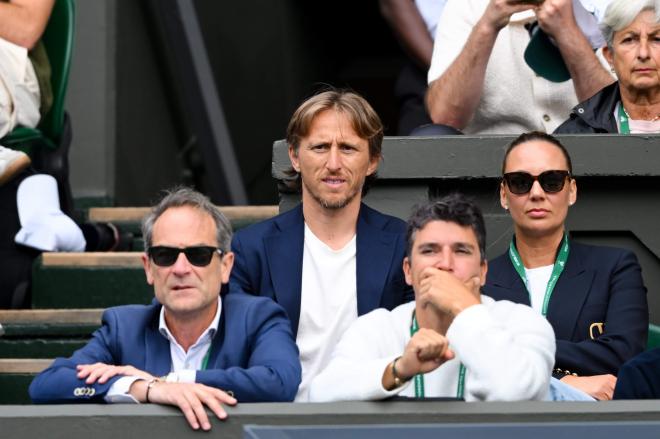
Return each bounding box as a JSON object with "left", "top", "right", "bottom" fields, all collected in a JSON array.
[
  {"left": 0, "top": 359, "right": 52, "bottom": 404},
  {"left": 0, "top": 309, "right": 102, "bottom": 358},
  {"left": 31, "top": 253, "right": 150, "bottom": 308}
]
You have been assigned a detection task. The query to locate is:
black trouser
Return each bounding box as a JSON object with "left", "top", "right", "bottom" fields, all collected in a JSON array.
[{"left": 0, "top": 169, "right": 39, "bottom": 308}]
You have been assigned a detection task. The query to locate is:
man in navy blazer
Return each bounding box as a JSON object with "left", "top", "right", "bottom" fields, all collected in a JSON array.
[
  {"left": 230, "top": 90, "right": 413, "bottom": 401},
  {"left": 484, "top": 241, "right": 648, "bottom": 395},
  {"left": 614, "top": 347, "right": 660, "bottom": 400},
  {"left": 29, "top": 188, "right": 301, "bottom": 431}
]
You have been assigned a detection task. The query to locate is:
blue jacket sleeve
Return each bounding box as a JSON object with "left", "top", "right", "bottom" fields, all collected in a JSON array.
[
  {"left": 614, "top": 349, "right": 660, "bottom": 399},
  {"left": 195, "top": 299, "right": 301, "bottom": 402},
  {"left": 555, "top": 250, "right": 648, "bottom": 376},
  {"left": 29, "top": 310, "right": 123, "bottom": 403}
]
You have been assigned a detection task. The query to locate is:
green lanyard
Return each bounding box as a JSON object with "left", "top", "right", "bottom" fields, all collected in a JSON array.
[
  {"left": 618, "top": 103, "right": 630, "bottom": 134},
  {"left": 200, "top": 346, "right": 212, "bottom": 370},
  {"left": 508, "top": 233, "right": 570, "bottom": 317},
  {"left": 410, "top": 311, "right": 466, "bottom": 399}
]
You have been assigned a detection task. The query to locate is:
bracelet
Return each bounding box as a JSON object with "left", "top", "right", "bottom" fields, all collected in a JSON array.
[
  {"left": 391, "top": 356, "right": 411, "bottom": 388},
  {"left": 145, "top": 378, "right": 160, "bottom": 403}
]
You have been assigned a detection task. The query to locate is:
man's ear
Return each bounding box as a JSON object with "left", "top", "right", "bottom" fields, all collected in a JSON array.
[
  {"left": 220, "top": 251, "right": 234, "bottom": 284},
  {"left": 288, "top": 145, "right": 300, "bottom": 172},
  {"left": 403, "top": 256, "right": 413, "bottom": 286},
  {"left": 480, "top": 260, "right": 488, "bottom": 287},
  {"left": 142, "top": 253, "right": 154, "bottom": 285},
  {"left": 366, "top": 154, "right": 381, "bottom": 176}
]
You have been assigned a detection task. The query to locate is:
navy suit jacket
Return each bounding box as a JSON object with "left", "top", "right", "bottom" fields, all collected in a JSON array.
[
  {"left": 29, "top": 293, "right": 301, "bottom": 403},
  {"left": 484, "top": 241, "right": 648, "bottom": 377},
  {"left": 614, "top": 348, "right": 660, "bottom": 399},
  {"left": 229, "top": 203, "right": 414, "bottom": 336}
]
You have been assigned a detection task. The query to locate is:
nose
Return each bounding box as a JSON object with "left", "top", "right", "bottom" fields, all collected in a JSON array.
[
  {"left": 326, "top": 145, "right": 342, "bottom": 171},
  {"left": 528, "top": 179, "right": 546, "bottom": 200},
  {"left": 433, "top": 247, "right": 454, "bottom": 272},
  {"left": 638, "top": 38, "right": 650, "bottom": 60},
  {"left": 171, "top": 251, "right": 192, "bottom": 275}
]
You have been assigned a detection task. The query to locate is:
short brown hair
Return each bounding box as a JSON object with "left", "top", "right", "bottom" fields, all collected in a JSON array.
[{"left": 285, "top": 89, "right": 383, "bottom": 195}]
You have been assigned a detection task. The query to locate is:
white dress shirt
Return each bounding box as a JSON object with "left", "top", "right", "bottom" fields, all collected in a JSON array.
[{"left": 104, "top": 296, "right": 222, "bottom": 403}]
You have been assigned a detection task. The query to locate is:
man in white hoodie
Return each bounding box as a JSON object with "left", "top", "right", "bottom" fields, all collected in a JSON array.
[{"left": 310, "top": 194, "right": 555, "bottom": 401}]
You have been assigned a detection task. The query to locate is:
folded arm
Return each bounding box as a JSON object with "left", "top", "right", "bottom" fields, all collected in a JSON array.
[
  {"left": 29, "top": 322, "right": 121, "bottom": 403},
  {"left": 449, "top": 301, "right": 556, "bottom": 401},
  {"left": 0, "top": 0, "right": 55, "bottom": 49}
]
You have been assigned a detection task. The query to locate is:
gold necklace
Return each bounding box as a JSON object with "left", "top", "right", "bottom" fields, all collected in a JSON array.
[{"left": 622, "top": 106, "right": 660, "bottom": 122}]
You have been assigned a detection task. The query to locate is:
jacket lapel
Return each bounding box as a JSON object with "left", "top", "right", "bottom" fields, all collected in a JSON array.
[
  {"left": 487, "top": 254, "right": 531, "bottom": 306},
  {"left": 356, "top": 205, "right": 397, "bottom": 315},
  {"left": 144, "top": 310, "right": 172, "bottom": 377},
  {"left": 264, "top": 205, "right": 304, "bottom": 337},
  {"left": 546, "top": 244, "right": 594, "bottom": 340}
]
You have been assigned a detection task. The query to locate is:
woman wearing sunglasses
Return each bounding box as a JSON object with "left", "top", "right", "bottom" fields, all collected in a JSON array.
[{"left": 484, "top": 131, "right": 648, "bottom": 400}]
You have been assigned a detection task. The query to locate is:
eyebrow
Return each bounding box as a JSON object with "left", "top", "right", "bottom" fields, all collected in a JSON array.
[{"left": 416, "top": 242, "right": 475, "bottom": 252}]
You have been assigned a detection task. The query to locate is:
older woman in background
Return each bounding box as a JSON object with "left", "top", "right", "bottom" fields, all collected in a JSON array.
[
  {"left": 484, "top": 132, "right": 648, "bottom": 400},
  {"left": 556, "top": 0, "right": 660, "bottom": 133}
]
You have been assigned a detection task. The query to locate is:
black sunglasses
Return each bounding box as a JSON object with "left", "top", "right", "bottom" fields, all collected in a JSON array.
[
  {"left": 148, "top": 246, "right": 223, "bottom": 267},
  {"left": 502, "top": 170, "right": 571, "bottom": 195}
]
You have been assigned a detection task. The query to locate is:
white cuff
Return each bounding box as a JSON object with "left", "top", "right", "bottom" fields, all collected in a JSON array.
[
  {"left": 176, "top": 369, "right": 196, "bottom": 383},
  {"left": 104, "top": 376, "right": 141, "bottom": 404}
]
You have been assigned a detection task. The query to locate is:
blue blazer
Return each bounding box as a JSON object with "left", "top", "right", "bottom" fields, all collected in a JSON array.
[
  {"left": 484, "top": 241, "right": 648, "bottom": 377},
  {"left": 29, "top": 293, "right": 301, "bottom": 403},
  {"left": 229, "top": 203, "right": 414, "bottom": 336},
  {"left": 614, "top": 348, "right": 660, "bottom": 399}
]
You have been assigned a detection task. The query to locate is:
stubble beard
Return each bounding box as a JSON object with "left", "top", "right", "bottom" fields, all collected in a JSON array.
[{"left": 302, "top": 176, "right": 363, "bottom": 210}]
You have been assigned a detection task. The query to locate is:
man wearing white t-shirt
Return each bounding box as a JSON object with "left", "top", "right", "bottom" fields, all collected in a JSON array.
[
  {"left": 309, "top": 194, "right": 555, "bottom": 402},
  {"left": 229, "top": 90, "right": 414, "bottom": 401}
]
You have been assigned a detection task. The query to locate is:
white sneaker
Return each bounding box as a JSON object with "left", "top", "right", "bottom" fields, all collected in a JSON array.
[{"left": 0, "top": 145, "right": 31, "bottom": 186}]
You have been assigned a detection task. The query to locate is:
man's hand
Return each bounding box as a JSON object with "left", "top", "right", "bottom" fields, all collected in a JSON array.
[
  {"left": 131, "top": 381, "right": 237, "bottom": 431},
  {"left": 417, "top": 267, "right": 481, "bottom": 319},
  {"left": 560, "top": 374, "right": 617, "bottom": 400},
  {"left": 535, "top": 0, "right": 578, "bottom": 40},
  {"left": 76, "top": 363, "right": 155, "bottom": 384},
  {"left": 480, "top": 0, "right": 538, "bottom": 33},
  {"left": 396, "top": 328, "right": 455, "bottom": 380}
]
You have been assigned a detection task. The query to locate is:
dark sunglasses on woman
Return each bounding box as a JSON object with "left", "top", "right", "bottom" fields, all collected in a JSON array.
[
  {"left": 502, "top": 170, "right": 571, "bottom": 195},
  {"left": 148, "top": 246, "right": 223, "bottom": 267}
]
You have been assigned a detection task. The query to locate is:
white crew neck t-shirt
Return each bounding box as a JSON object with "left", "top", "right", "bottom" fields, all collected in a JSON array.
[
  {"left": 295, "top": 224, "right": 358, "bottom": 401},
  {"left": 524, "top": 265, "right": 554, "bottom": 314}
]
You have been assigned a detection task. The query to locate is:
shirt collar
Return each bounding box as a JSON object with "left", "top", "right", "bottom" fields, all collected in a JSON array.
[{"left": 158, "top": 295, "right": 222, "bottom": 345}]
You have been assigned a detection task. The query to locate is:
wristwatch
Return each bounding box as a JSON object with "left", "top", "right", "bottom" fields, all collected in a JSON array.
[{"left": 391, "top": 356, "right": 411, "bottom": 388}]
